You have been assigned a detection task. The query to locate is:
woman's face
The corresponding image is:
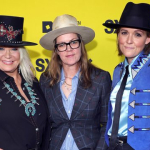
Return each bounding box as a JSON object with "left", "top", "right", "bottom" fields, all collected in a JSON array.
[
  {"left": 0, "top": 47, "right": 20, "bottom": 75},
  {"left": 118, "top": 27, "right": 150, "bottom": 64},
  {"left": 56, "top": 33, "right": 81, "bottom": 67}
]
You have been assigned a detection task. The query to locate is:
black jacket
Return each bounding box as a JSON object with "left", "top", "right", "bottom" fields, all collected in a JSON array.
[{"left": 0, "top": 70, "right": 50, "bottom": 150}]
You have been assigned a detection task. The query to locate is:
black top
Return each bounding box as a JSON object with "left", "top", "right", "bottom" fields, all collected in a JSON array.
[{"left": 0, "top": 70, "right": 50, "bottom": 150}]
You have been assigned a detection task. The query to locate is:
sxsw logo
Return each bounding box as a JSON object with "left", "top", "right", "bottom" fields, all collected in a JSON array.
[
  {"left": 35, "top": 57, "right": 92, "bottom": 72},
  {"left": 42, "top": 21, "right": 53, "bottom": 33},
  {"left": 42, "top": 21, "right": 81, "bottom": 33},
  {"left": 104, "top": 19, "right": 119, "bottom": 34}
]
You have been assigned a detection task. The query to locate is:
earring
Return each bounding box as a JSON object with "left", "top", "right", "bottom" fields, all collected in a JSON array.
[{"left": 18, "top": 67, "right": 21, "bottom": 74}]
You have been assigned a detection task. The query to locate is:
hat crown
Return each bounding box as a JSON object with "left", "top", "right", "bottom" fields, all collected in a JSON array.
[
  {"left": 40, "top": 14, "right": 95, "bottom": 50},
  {"left": 52, "top": 14, "right": 78, "bottom": 30},
  {"left": 119, "top": 2, "right": 150, "bottom": 28},
  {"left": 0, "top": 15, "right": 37, "bottom": 46},
  {"left": 122, "top": 2, "right": 150, "bottom": 16},
  {"left": 119, "top": 2, "right": 150, "bottom": 29},
  {"left": 103, "top": 2, "right": 150, "bottom": 32},
  {"left": 0, "top": 15, "right": 23, "bottom": 43}
]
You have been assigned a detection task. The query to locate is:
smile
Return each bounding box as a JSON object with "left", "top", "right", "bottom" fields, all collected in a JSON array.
[
  {"left": 66, "top": 54, "right": 74, "bottom": 57},
  {"left": 124, "top": 46, "right": 134, "bottom": 49},
  {"left": 2, "top": 60, "right": 14, "bottom": 65}
]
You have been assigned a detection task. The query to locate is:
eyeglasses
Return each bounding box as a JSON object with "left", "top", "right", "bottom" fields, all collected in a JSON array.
[{"left": 55, "top": 39, "right": 81, "bottom": 52}]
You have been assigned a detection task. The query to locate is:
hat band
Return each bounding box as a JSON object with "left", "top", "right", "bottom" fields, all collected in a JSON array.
[
  {"left": 120, "top": 16, "right": 150, "bottom": 29},
  {"left": 0, "top": 24, "right": 22, "bottom": 41},
  {"left": 0, "top": 40, "right": 22, "bottom": 44}
]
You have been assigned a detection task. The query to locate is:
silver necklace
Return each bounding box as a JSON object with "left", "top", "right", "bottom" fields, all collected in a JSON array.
[{"left": 63, "top": 81, "right": 72, "bottom": 92}]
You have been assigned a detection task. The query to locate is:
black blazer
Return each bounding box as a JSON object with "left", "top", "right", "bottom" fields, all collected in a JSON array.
[{"left": 40, "top": 68, "right": 111, "bottom": 150}]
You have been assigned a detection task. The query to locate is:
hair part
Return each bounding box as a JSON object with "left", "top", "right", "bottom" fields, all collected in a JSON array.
[
  {"left": 19, "top": 47, "right": 36, "bottom": 85},
  {"left": 44, "top": 34, "right": 98, "bottom": 88}
]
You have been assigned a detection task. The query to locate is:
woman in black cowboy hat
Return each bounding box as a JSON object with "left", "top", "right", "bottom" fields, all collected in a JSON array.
[
  {"left": 0, "top": 15, "right": 50, "bottom": 150},
  {"left": 39, "top": 14, "right": 111, "bottom": 150},
  {"left": 103, "top": 2, "right": 150, "bottom": 150}
]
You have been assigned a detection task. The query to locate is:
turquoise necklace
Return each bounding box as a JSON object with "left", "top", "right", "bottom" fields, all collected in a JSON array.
[{"left": 2, "top": 82, "right": 39, "bottom": 117}]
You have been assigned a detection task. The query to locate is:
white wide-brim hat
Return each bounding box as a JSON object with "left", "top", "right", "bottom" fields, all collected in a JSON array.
[{"left": 40, "top": 14, "right": 95, "bottom": 50}]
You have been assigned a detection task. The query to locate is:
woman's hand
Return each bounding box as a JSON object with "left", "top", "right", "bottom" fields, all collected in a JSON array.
[{"left": 0, "top": 148, "right": 3, "bottom": 150}]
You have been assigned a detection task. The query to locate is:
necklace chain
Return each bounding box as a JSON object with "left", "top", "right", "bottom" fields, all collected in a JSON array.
[
  {"left": 2, "top": 81, "right": 39, "bottom": 117},
  {"left": 63, "top": 81, "right": 72, "bottom": 92},
  {"left": 64, "top": 80, "right": 72, "bottom": 86}
]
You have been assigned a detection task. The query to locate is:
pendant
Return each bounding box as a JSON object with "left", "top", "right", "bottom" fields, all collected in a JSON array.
[
  {"left": 25, "top": 103, "right": 36, "bottom": 116},
  {"left": 2, "top": 81, "right": 39, "bottom": 117}
]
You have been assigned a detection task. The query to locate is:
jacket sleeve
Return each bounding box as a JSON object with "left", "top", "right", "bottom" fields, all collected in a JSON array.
[{"left": 39, "top": 73, "right": 51, "bottom": 150}]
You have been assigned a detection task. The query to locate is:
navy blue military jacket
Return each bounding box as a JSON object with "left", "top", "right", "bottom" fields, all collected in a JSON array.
[{"left": 105, "top": 51, "right": 150, "bottom": 150}]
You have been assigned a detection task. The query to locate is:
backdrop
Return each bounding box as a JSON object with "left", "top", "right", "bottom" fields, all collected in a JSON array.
[{"left": 1, "top": 0, "right": 150, "bottom": 79}]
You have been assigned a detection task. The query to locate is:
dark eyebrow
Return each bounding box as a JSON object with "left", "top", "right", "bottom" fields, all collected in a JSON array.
[{"left": 56, "top": 38, "right": 79, "bottom": 44}]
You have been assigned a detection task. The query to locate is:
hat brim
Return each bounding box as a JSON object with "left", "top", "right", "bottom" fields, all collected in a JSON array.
[
  {"left": 103, "top": 23, "right": 150, "bottom": 32},
  {"left": 0, "top": 41, "right": 37, "bottom": 47},
  {"left": 40, "top": 26, "right": 95, "bottom": 50}
]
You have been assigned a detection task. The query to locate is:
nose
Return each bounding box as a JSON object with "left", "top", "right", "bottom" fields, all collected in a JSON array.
[
  {"left": 66, "top": 44, "right": 73, "bottom": 51},
  {"left": 4, "top": 49, "right": 11, "bottom": 58},
  {"left": 127, "top": 34, "right": 133, "bottom": 44}
]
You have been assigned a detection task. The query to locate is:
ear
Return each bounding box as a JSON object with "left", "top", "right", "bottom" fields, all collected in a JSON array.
[
  {"left": 145, "top": 37, "right": 150, "bottom": 44},
  {"left": 57, "top": 51, "right": 59, "bottom": 55},
  {"left": 55, "top": 49, "right": 59, "bottom": 55}
]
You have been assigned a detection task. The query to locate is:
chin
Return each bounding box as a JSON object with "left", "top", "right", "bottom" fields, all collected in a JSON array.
[
  {"left": 123, "top": 52, "right": 134, "bottom": 58},
  {"left": 3, "top": 69, "right": 18, "bottom": 74}
]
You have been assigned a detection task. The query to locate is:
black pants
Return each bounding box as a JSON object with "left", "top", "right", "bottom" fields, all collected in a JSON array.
[{"left": 107, "top": 143, "right": 134, "bottom": 150}]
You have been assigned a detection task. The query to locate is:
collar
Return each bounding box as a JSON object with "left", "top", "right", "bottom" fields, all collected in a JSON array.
[
  {"left": 123, "top": 51, "right": 150, "bottom": 79},
  {"left": 124, "top": 53, "right": 140, "bottom": 69},
  {"left": 119, "top": 51, "right": 143, "bottom": 78},
  {"left": 0, "top": 69, "right": 25, "bottom": 83},
  {"left": 60, "top": 67, "right": 80, "bottom": 81},
  {"left": 0, "top": 70, "right": 10, "bottom": 82}
]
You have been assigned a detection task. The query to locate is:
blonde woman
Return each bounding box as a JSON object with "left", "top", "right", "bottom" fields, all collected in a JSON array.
[{"left": 0, "top": 15, "right": 49, "bottom": 150}]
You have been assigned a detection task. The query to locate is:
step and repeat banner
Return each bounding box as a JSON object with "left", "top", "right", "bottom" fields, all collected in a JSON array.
[{"left": 1, "top": 0, "right": 150, "bottom": 79}]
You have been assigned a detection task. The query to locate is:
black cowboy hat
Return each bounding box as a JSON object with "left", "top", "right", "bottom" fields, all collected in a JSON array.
[
  {"left": 103, "top": 2, "right": 150, "bottom": 32},
  {"left": 0, "top": 15, "right": 37, "bottom": 46}
]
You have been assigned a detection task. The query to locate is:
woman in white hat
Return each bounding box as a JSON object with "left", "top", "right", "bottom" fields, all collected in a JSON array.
[
  {"left": 40, "top": 14, "right": 111, "bottom": 150},
  {"left": 103, "top": 2, "right": 150, "bottom": 150},
  {"left": 0, "top": 15, "right": 50, "bottom": 150}
]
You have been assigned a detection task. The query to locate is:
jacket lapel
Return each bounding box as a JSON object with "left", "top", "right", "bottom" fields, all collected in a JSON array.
[
  {"left": 70, "top": 72, "right": 102, "bottom": 120},
  {"left": 49, "top": 82, "right": 69, "bottom": 119},
  {"left": 112, "top": 62, "right": 124, "bottom": 89},
  {"left": 131, "top": 52, "right": 150, "bottom": 79}
]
